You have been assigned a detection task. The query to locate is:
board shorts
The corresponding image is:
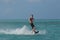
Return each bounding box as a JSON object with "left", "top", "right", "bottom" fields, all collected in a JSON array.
[{"left": 30, "top": 23, "right": 35, "bottom": 29}]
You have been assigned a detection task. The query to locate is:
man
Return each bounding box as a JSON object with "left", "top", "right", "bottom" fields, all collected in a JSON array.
[{"left": 29, "top": 14, "right": 39, "bottom": 33}]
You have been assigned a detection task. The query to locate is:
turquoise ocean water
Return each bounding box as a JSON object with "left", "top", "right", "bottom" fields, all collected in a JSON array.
[{"left": 0, "top": 19, "right": 60, "bottom": 40}]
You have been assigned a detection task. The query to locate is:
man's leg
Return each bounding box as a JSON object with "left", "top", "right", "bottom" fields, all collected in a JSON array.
[
  {"left": 32, "top": 27, "right": 36, "bottom": 32},
  {"left": 32, "top": 27, "right": 39, "bottom": 33}
]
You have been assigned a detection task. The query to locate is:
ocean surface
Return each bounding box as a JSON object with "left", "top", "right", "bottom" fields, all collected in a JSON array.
[{"left": 0, "top": 19, "right": 60, "bottom": 40}]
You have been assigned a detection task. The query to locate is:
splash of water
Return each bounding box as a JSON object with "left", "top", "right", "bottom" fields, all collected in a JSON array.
[{"left": 0, "top": 25, "right": 47, "bottom": 35}]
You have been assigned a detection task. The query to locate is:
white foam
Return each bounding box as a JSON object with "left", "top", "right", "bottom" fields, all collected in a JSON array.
[{"left": 0, "top": 25, "right": 47, "bottom": 35}]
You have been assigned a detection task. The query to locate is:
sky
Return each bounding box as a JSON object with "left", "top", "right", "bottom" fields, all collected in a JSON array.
[{"left": 0, "top": 0, "right": 60, "bottom": 19}]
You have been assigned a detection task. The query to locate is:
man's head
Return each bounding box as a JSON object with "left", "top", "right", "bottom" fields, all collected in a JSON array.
[
  {"left": 31, "top": 14, "right": 33, "bottom": 17},
  {"left": 30, "top": 14, "right": 34, "bottom": 18}
]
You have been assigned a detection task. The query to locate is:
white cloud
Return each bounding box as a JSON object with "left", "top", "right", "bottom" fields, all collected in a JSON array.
[
  {"left": 0, "top": 0, "right": 16, "bottom": 4},
  {"left": 2, "top": 0, "right": 12, "bottom": 3},
  {"left": 27, "top": 0, "right": 40, "bottom": 3},
  {"left": 1, "top": 8, "right": 13, "bottom": 16},
  {"left": 5, "top": 8, "right": 12, "bottom": 14}
]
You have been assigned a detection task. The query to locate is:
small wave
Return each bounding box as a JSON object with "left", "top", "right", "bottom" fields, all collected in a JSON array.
[{"left": 0, "top": 25, "right": 47, "bottom": 35}]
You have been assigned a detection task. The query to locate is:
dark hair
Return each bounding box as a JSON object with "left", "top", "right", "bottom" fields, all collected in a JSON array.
[{"left": 31, "top": 14, "right": 33, "bottom": 17}]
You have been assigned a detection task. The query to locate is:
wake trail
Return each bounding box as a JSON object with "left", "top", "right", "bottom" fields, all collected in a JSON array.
[{"left": 0, "top": 25, "right": 47, "bottom": 35}]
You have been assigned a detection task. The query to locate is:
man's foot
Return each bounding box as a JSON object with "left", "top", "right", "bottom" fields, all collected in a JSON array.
[{"left": 35, "top": 31, "right": 39, "bottom": 34}]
